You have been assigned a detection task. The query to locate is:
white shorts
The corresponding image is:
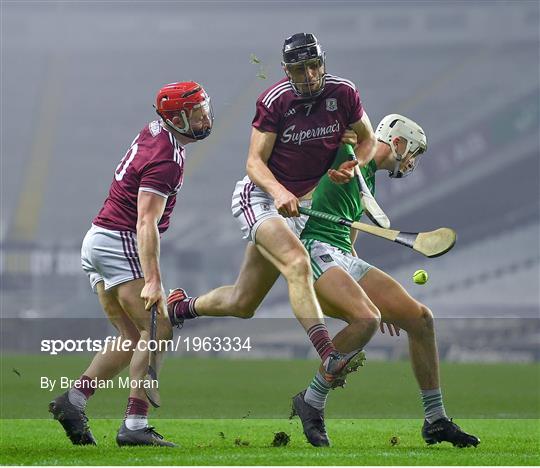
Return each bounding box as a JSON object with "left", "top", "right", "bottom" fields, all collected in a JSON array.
[
  {"left": 301, "top": 238, "right": 373, "bottom": 282},
  {"left": 81, "top": 224, "right": 143, "bottom": 293},
  {"left": 231, "top": 176, "right": 311, "bottom": 242}
]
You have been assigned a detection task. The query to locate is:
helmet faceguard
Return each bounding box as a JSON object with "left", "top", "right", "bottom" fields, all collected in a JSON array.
[
  {"left": 155, "top": 82, "right": 214, "bottom": 140},
  {"left": 375, "top": 114, "right": 427, "bottom": 178},
  {"left": 282, "top": 33, "right": 326, "bottom": 98}
]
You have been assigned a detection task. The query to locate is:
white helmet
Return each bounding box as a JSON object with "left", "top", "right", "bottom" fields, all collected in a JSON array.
[{"left": 375, "top": 114, "right": 427, "bottom": 178}]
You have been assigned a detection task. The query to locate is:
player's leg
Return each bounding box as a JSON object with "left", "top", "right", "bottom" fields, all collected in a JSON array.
[
  {"left": 359, "top": 267, "right": 480, "bottom": 447},
  {"left": 49, "top": 280, "right": 140, "bottom": 446},
  {"left": 231, "top": 178, "right": 334, "bottom": 351},
  {"left": 291, "top": 255, "right": 379, "bottom": 447},
  {"left": 84, "top": 281, "right": 140, "bottom": 379},
  {"left": 256, "top": 220, "right": 365, "bottom": 401},
  {"left": 172, "top": 181, "right": 359, "bottom": 378},
  {"left": 114, "top": 278, "right": 175, "bottom": 447},
  {"left": 315, "top": 267, "right": 380, "bottom": 352},
  {"left": 197, "top": 243, "right": 279, "bottom": 317},
  {"left": 254, "top": 218, "right": 346, "bottom": 362},
  {"left": 168, "top": 242, "right": 280, "bottom": 325},
  {"left": 168, "top": 178, "right": 285, "bottom": 325},
  {"left": 360, "top": 268, "right": 441, "bottom": 391},
  {"left": 254, "top": 218, "right": 323, "bottom": 327}
]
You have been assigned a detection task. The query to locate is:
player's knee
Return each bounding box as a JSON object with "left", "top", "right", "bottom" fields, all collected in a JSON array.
[
  {"left": 408, "top": 303, "right": 434, "bottom": 337},
  {"left": 364, "top": 306, "right": 381, "bottom": 333},
  {"left": 420, "top": 305, "right": 434, "bottom": 331},
  {"left": 283, "top": 252, "right": 312, "bottom": 281},
  {"left": 349, "top": 302, "right": 381, "bottom": 333},
  {"left": 369, "top": 306, "right": 382, "bottom": 331}
]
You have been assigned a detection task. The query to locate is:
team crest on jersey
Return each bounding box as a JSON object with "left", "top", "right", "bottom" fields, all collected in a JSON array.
[
  {"left": 326, "top": 98, "right": 338, "bottom": 112},
  {"left": 149, "top": 120, "right": 162, "bottom": 137}
]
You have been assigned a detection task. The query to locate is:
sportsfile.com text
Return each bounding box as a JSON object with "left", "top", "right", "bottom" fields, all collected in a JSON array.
[{"left": 40, "top": 336, "right": 252, "bottom": 355}]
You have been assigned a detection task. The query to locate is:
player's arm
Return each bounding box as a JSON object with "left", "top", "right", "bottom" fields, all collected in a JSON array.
[
  {"left": 328, "top": 128, "right": 359, "bottom": 184},
  {"left": 246, "top": 127, "right": 300, "bottom": 217},
  {"left": 350, "top": 112, "right": 377, "bottom": 167},
  {"left": 136, "top": 191, "right": 167, "bottom": 315}
]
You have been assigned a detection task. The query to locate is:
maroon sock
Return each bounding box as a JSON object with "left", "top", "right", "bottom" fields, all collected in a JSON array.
[
  {"left": 72, "top": 375, "right": 96, "bottom": 399},
  {"left": 124, "top": 397, "right": 149, "bottom": 420},
  {"left": 175, "top": 297, "right": 199, "bottom": 319},
  {"left": 168, "top": 289, "right": 199, "bottom": 323},
  {"left": 307, "top": 324, "right": 336, "bottom": 361}
]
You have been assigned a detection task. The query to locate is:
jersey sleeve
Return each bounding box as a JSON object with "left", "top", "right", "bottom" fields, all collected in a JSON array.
[
  {"left": 348, "top": 86, "right": 364, "bottom": 124},
  {"left": 252, "top": 96, "right": 280, "bottom": 133},
  {"left": 140, "top": 159, "right": 181, "bottom": 198}
]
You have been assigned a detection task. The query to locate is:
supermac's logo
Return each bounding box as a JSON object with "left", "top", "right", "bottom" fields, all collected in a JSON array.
[{"left": 281, "top": 120, "right": 341, "bottom": 146}]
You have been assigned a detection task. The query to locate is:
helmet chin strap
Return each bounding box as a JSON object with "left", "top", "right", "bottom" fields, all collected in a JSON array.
[
  {"left": 164, "top": 112, "right": 211, "bottom": 141},
  {"left": 155, "top": 107, "right": 211, "bottom": 141},
  {"left": 388, "top": 139, "right": 413, "bottom": 178},
  {"left": 165, "top": 109, "right": 191, "bottom": 136}
]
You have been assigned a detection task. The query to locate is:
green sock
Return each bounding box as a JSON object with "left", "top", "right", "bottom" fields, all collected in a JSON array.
[
  {"left": 421, "top": 388, "right": 448, "bottom": 423},
  {"left": 304, "top": 372, "right": 332, "bottom": 410}
]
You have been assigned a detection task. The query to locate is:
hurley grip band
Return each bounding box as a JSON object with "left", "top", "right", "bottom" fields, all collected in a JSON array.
[{"left": 299, "top": 207, "right": 352, "bottom": 227}]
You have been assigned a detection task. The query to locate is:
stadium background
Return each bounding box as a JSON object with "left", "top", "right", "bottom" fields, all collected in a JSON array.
[{"left": 1, "top": 1, "right": 539, "bottom": 367}]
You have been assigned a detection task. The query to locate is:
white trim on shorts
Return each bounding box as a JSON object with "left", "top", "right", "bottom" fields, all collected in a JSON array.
[{"left": 301, "top": 238, "right": 373, "bottom": 282}]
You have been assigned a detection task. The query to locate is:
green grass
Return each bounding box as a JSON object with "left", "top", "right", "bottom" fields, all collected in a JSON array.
[
  {"left": 2, "top": 355, "right": 539, "bottom": 419},
  {"left": 1, "top": 418, "right": 539, "bottom": 465},
  {"left": 1, "top": 355, "right": 539, "bottom": 464}
]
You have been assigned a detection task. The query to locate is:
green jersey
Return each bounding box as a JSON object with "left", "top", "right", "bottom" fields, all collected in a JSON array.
[{"left": 300, "top": 144, "right": 377, "bottom": 253}]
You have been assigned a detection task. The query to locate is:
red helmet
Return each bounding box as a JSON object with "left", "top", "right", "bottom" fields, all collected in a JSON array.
[{"left": 155, "top": 81, "right": 213, "bottom": 140}]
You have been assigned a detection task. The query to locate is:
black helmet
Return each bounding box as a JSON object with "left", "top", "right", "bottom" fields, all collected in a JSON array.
[{"left": 282, "top": 33, "right": 326, "bottom": 98}]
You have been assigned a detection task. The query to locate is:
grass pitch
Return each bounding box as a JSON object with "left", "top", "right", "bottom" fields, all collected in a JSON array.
[
  {"left": 1, "top": 418, "right": 539, "bottom": 465},
  {"left": 1, "top": 355, "right": 539, "bottom": 465}
]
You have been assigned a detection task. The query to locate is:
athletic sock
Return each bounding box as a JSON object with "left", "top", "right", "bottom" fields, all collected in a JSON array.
[
  {"left": 421, "top": 388, "right": 448, "bottom": 423},
  {"left": 307, "top": 323, "right": 336, "bottom": 361},
  {"left": 124, "top": 397, "right": 149, "bottom": 430},
  {"left": 304, "top": 371, "right": 332, "bottom": 410},
  {"left": 170, "top": 295, "right": 199, "bottom": 322},
  {"left": 68, "top": 375, "right": 95, "bottom": 410}
]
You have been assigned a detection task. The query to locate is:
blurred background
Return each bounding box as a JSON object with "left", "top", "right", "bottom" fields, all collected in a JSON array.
[{"left": 1, "top": 0, "right": 539, "bottom": 362}]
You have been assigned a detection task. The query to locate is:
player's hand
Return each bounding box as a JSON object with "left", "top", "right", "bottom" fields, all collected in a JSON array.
[
  {"left": 380, "top": 321, "right": 400, "bottom": 337},
  {"left": 274, "top": 188, "right": 300, "bottom": 217},
  {"left": 140, "top": 281, "right": 167, "bottom": 317},
  {"left": 341, "top": 128, "right": 358, "bottom": 146},
  {"left": 328, "top": 160, "right": 358, "bottom": 184}
]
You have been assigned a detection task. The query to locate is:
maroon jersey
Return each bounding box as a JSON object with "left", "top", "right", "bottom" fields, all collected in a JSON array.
[
  {"left": 252, "top": 74, "right": 364, "bottom": 197},
  {"left": 93, "top": 120, "right": 184, "bottom": 234}
]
